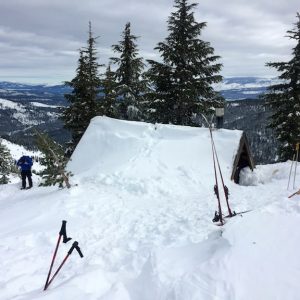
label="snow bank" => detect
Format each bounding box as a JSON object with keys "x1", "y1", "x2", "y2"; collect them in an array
[
  {"x1": 1, "y1": 118, "x2": 300, "y2": 300},
  {"x1": 68, "y1": 116, "x2": 242, "y2": 197}
]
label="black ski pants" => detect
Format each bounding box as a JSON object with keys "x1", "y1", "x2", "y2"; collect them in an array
[{"x1": 21, "y1": 170, "x2": 32, "y2": 189}]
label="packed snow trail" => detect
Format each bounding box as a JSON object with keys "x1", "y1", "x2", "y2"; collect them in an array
[{"x1": 1, "y1": 118, "x2": 300, "y2": 299}]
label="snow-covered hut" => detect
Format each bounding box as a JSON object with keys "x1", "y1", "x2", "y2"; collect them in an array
[{"x1": 68, "y1": 117, "x2": 254, "y2": 186}]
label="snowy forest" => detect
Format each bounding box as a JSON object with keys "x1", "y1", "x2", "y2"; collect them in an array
[{"x1": 52, "y1": 4, "x2": 300, "y2": 167}]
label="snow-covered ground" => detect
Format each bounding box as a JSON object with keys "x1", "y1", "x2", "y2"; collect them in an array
[
  {"x1": 30, "y1": 102, "x2": 60, "y2": 108},
  {"x1": 1, "y1": 117, "x2": 300, "y2": 300},
  {"x1": 0, "y1": 139, "x2": 43, "y2": 184},
  {"x1": 1, "y1": 138, "x2": 42, "y2": 176},
  {"x1": 0, "y1": 98, "x2": 24, "y2": 110},
  {"x1": 2, "y1": 139, "x2": 39, "y2": 161},
  {"x1": 0, "y1": 98, "x2": 41, "y2": 126}
]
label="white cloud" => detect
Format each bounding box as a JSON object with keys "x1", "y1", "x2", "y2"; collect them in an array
[{"x1": 0, "y1": 0, "x2": 298, "y2": 83}]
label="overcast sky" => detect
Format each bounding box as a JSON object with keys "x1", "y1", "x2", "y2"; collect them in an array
[{"x1": 0, "y1": 0, "x2": 298, "y2": 84}]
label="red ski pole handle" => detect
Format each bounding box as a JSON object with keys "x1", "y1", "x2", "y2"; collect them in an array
[
  {"x1": 44, "y1": 241, "x2": 84, "y2": 290},
  {"x1": 44, "y1": 221, "x2": 72, "y2": 291},
  {"x1": 44, "y1": 234, "x2": 62, "y2": 290},
  {"x1": 45, "y1": 253, "x2": 70, "y2": 290}
]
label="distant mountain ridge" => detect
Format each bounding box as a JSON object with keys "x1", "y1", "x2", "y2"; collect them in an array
[
  {"x1": 0, "y1": 77, "x2": 278, "y2": 163},
  {"x1": 214, "y1": 77, "x2": 279, "y2": 100},
  {"x1": 0, "y1": 81, "x2": 70, "y2": 106},
  {"x1": 0, "y1": 77, "x2": 277, "y2": 103}
]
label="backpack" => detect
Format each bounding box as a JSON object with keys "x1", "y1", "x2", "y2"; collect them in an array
[{"x1": 22, "y1": 156, "x2": 33, "y2": 166}]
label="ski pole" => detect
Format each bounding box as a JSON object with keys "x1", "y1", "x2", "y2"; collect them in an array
[
  {"x1": 201, "y1": 113, "x2": 224, "y2": 225},
  {"x1": 288, "y1": 188, "x2": 300, "y2": 198},
  {"x1": 44, "y1": 220, "x2": 72, "y2": 291},
  {"x1": 287, "y1": 153, "x2": 295, "y2": 190},
  {"x1": 210, "y1": 123, "x2": 223, "y2": 225},
  {"x1": 44, "y1": 233, "x2": 61, "y2": 291},
  {"x1": 293, "y1": 143, "x2": 299, "y2": 189},
  {"x1": 212, "y1": 138, "x2": 233, "y2": 217},
  {"x1": 45, "y1": 241, "x2": 83, "y2": 290}
]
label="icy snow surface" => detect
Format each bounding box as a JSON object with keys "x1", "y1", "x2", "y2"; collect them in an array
[
  {"x1": 0, "y1": 98, "x2": 40, "y2": 126},
  {"x1": 30, "y1": 102, "x2": 60, "y2": 108},
  {"x1": 1, "y1": 117, "x2": 300, "y2": 300},
  {"x1": 0, "y1": 98, "x2": 24, "y2": 110}
]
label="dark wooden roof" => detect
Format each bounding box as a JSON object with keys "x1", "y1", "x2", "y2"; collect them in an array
[{"x1": 231, "y1": 132, "x2": 255, "y2": 183}]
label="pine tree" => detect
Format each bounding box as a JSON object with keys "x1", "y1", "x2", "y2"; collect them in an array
[
  {"x1": 264, "y1": 13, "x2": 300, "y2": 161},
  {"x1": 99, "y1": 64, "x2": 118, "y2": 118},
  {"x1": 35, "y1": 131, "x2": 71, "y2": 188},
  {"x1": 110, "y1": 22, "x2": 147, "y2": 120},
  {"x1": 63, "y1": 49, "x2": 89, "y2": 146},
  {"x1": 62, "y1": 22, "x2": 102, "y2": 151},
  {"x1": 146, "y1": 0, "x2": 223, "y2": 125},
  {"x1": 0, "y1": 140, "x2": 13, "y2": 184}
]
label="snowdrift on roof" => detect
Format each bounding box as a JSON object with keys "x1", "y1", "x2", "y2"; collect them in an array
[{"x1": 68, "y1": 117, "x2": 243, "y2": 189}]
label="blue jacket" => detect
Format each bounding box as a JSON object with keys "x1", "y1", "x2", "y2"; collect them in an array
[{"x1": 17, "y1": 156, "x2": 33, "y2": 171}]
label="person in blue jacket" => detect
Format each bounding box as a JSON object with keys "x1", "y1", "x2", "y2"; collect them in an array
[{"x1": 17, "y1": 155, "x2": 33, "y2": 189}]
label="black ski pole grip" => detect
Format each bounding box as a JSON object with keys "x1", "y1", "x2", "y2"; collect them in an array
[
  {"x1": 59, "y1": 220, "x2": 72, "y2": 243},
  {"x1": 68, "y1": 241, "x2": 84, "y2": 258},
  {"x1": 75, "y1": 244, "x2": 84, "y2": 258},
  {"x1": 59, "y1": 220, "x2": 67, "y2": 235},
  {"x1": 214, "y1": 185, "x2": 219, "y2": 197},
  {"x1": 224, "y1": 186, "x2": 229, "y2": 197}
]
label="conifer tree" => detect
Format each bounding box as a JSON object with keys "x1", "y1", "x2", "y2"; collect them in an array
[
  {"x1": 110, "y1": 22, "x2": 147, "y2": 120},
  {"x1": 62, "y1": 22, "x2": 102, "y2": 151},
  {"x1": 264, "y1": 13, "x2": 300, "y2": 161},
  {"x1": 99, "y1": 64, "x2": 118, "y2": 118},
  {"x1": 146, "y1": 0, "x2": 223, "y2": 125},
  {"x1": 0, "y1": 140, "x2": 13, "y2": 184},
  {"x1": 35, "y1": 131, "x2": 71, "y2": 188}
]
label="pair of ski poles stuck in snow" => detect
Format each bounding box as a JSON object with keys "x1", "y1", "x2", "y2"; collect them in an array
[
  {"x1": 202, "y1": 114, "x2": 236, "y2": 226},
  {"x1": 44, "y1": 220, "x2": 83, "y2": 291}
]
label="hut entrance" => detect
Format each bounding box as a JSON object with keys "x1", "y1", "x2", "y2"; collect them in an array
[
  {"x1": 234, "y1": 147, "x2": 251, "y2": 183},
  {"x1": 231, "y1": 133, "x2": 255, "y2": 184}
]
